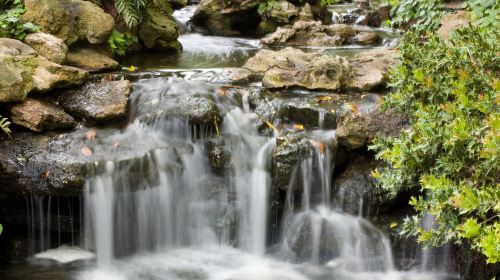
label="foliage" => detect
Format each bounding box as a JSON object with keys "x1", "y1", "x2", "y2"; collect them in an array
[
  {"x1": 370, "y1": 26, "x2": 500, "y2": 263},
  {"x1": 467, "y1": 0, "x2": 499, "y2": 28},
  {"x1": 112, "y1": 0, "x2": 171, "y2": 27},
  {"x1": 108, "y1": 30, "x2": 138, "y2": 56},
  {"x1": 0, "y1": 0, "x2": 38, "y2": 40},
  {"x1": 390, "y1": 0, "x2": 444, "y2": 32},
  {"x1": 0, "y1": 115, "x2": 12, "y2": 136},
  {"x1": 0, "y1": 224, "x2": 2, "y2": 236}
]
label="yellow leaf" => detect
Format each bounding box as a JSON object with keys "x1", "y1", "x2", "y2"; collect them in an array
[
  {"x1": 294, "y1": 124, "x2": 304, "y2": 130},
  {"x1": 314, "y1": 95, "x2": 332, "y2": 103},
  {"x1": 390, "y1": 222, "x2": 398, "y2": 229},
  {"x1": 371, "y1": 169, "x2": 381, "y2": 179},
  {"x1": 128, "y1": 65, "x2": 137, "y2": 72}
]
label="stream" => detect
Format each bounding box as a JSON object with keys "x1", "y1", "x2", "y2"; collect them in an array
[{"x1": 0, "y1": 4, "x2": 459, "y2": 280}]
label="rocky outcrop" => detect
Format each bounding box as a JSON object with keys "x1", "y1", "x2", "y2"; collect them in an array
[
  {"x1": 138, "y1": 6, "x2": 182, "y2": 52},
  {"x1": 358, "y1": 6, "x2": 391, "y2": 27},
  {"x1": 336, "y1": 106, "x2": 408, "y2": 150},
  {"x1": 347, "y1": 48, "x2": 399, "y2": 91},
  {"x1": 192, "y1": 0, "x2": 331, "y2": 36},
  {"x1": 9, "y1": 98, "x2": 76, "y2": 132},
  {"x1": 23, "y1": 32, "x2": 68, "y2": 64},
  {"x1": 58, "y1": 80, "x2": 131, "y2": 123},
  {"x1": 22, "y1": 0, "x2": 114, "y2": 46},
  {"x1": 65, "y1": 47, "x2": 119, "y2": 72},
  {"x1": 0, "y1": 39, "x2": 88, "y2": 103},
  {"x1": 191, "y1": 0, "x2": 261, "y2": 36},
  {"x1": 261, "y1": 21, "x2": 380, "y2": 47},
  {"x1": 233, "y1": 48, "x2": 353, "y2": 91},
  {"x1": 437, "y1": 11, "x2": 471, "y2": 39},
  {"x1": 334, "y1": 157, "x2": 393, "y2": 217}
]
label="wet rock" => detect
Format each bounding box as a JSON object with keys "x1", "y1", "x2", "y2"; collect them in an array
[
  {"x1": 140, "y1": 95, "x2": 221, "y2": 127},
  {"x1": 9, "y1": 98, "x2": 76, "y2": 132},
  {"x1": 138, "y1": 6, "x2": 182, "y2": 52},
  {"x1": 336, "y1": 106, "x2": 408, "y2": 150},
  {"x1": 192, "y1": 0, "x2": 331, "y2": 35},
  {"x1": 261, "y1": 21, "x2": 380, "y2": 47},
  {"x1": 347, "y1": 48, "x2": 399, "y2": 91},
  {"x1": 0, "y1": 38, "x2": 88, "y2": 103},
  {"x1": 24, "y1": 32, "x2": 68, "y2": 64},
  {"x1": 334, "y1": 157, "x2": 392, "y2": 217},
  {"x1": 358, "y1": 6, "x2": 391, "y2": 27},
  {"x1": 58, "y1": 80, "x2": 131, "y2": 123},
  {"x1": 278, "y1": 100, "x2": 337, "y2": 129},
  {"x1": 22, "y1": 0, "x2": 115, "y2": 45},
  {"x1": 353, "y1": 31, "x2": 381, "y2": 45},
  {"x1": 272, "y1": 132, "x2": 313, "y2": 191},
  {"x1": 192, "y1": 0, "x2": 261, "y2": 36},
  {"x1": 235, "y1": 48, "x2": 353, "y2": 91},
  {"x1": 204, "y1": 138, "x2": 231, "y2": 175},
  {"x1": 65, "y1": 47, "x2": 119, "y2": 72},
  {"x1": 437, "y1": 11, "x2": 471, "y2": 39},
  {"x1": 169, "y1": 0, "x2": 188, "y2": 9}
]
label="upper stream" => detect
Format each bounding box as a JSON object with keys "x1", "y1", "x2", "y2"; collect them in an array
[{"x1": 0, "y1": 5, "x2": 457, "y2": 280}]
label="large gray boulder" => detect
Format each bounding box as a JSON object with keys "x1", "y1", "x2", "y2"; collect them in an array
[
  {"x1": 0, "y1": 38, "x2": 88, "y2": 103},
  {"x1": 261, "y1": 21, "x2": 380, "y2": 47},
  {"x1": 65, "y1": 47, "x2": 119, "y2": 72},
  {"x1": 347, "y1": 48, "x2": 399, "y2": 91},
  {"x1": 22, "y1": 0, "x2": 114, "y2": 45},
  {"x1": 336, "y1": 106, "x2": 408, "y2": 150},
  {"x1": 59, "y1": 80, "x2": 132, "y2": 123},
  {"x1": 9, "y1": 98, "x2": 76, "y2": 132},
  {"x1": 23, "y1": 32, "x2": 68, "y2": 64},
  {"x1": 138, "y1": 6, "x2": 182, "y2": 52},
  {"x1": 233, "y1": 47, "x2": 353, "y2": 91}
]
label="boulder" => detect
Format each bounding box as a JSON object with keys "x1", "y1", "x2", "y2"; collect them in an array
[
  {"x1": 0, "y1": 38, "x2": 88, "y2": 103},
  {"x1": 437, "y1": 11, "x2": 471, "y2": 39},
  {"x1": 334, "y1": 157, "x2": 393, "y2": 217},
  {"x1": 234, "y1": 47, "x2": 353, "y2": 91},
  {"x1": 353, "y1": 31, "x2": 381, "y2": 45},
  {"x1": 9, "y1": 98, "x2": 76, "y2": 132},
  {"x1": 138, "y1": 6, "x2": 182, "y2": 52},
  {"x1": 358, "y1": 6, "x2": 391, "y2": 27},
  {"x1": 336, "y1": 106, "x2": 408, "y2": 150},
  {"x1": 140, "y1": 95, "x2": 221, "y2": 126},
  {"x1": 261, "y1": 21, "x2": 380, "y2": 47},
  {"x1": 347, "y1": 48, "x2": 399, "y2": 91},
  {"x1": 65, "y1": 47, "x2": 119, "y2": 72},
  {"x1": 22, "y1": 0, "x2": 114, "y2": 45},
  {"x1": 23, "y1": 32, "x2": 68, "y2": 64},
  {"x1": 169, "y1": 0, "x2": 188, "y2": 9},
  {"x1": 277, "y1": 99, "x2": 337, "y2": 129},
  {"x1": 58, "y1": 80, "x2": 131, "y2": 123},
  {"x1": 192, "y1": 0, "x2": 261, "y2": 36}
]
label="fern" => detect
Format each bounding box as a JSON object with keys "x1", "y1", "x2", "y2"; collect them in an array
[
  {"x1": 112, "y1": 0, "x2": 171, "y2": 27},
  {"x1": 0, "y1": 115, "x2": 11, "y2": 136}
]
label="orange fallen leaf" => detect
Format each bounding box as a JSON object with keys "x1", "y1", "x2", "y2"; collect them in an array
[
  {"x1": 41, "y1": 171, "x2": 50, "y2": 180},
  {"x1": 315, "y1": 95, "x2": 332, "y2": 103},
  {"x1": 310, "y1": 140, "x2": 325, "y2": 155},
  {"x1": 86, "y1": 130, "x2": 96, "y2": 141},
  {"x1": 345, "y1": 103, "x2": 359, "y2": 113},
  {"x1": 81, "y1": 146, "x2": 92, "y2": 157}
]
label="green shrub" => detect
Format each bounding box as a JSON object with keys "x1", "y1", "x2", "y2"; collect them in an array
[
  {"x1": 390, "y1": 0, "x2": 444, "y2": 31},
  {"x1": 0, "y1": 0, "x2": 38, "y2": 40},
  {"x1": 370, "y1": 26, "x2": 499, "y2": 263},
  {"x1": 108, "y1": 30, "x2": 138, "y2": 56}
]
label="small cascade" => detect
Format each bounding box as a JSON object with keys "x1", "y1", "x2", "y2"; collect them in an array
[
  {"x1": 420, "y1": 214, "x2": 455, "y2": 273},
  {"x1": 278, "y1": 130, "x2": 395, "y2": 273}
]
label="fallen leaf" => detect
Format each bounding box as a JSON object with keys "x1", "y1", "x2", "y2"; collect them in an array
[
  {"x1": 42, "y1": 171, "x2": 50, "y2": 180},
  {"x1": 264, "y1": 120, "x2": 278, "y2": 131},
  {"x1": 310, "y1": 140, "x2": 325, "y2": 155},
  {"x1": 128, "y1": 65, "x2": 137, "y2": 72},
  {"x1": 219, "y1": 87, "x2": 228, "y2": 96},
  {"x1": 390, "y1": 222, "x2": 398, "y2": 229},
  {"x1": 294, "y1": 124, "x2": 304, "y2": 130},
  {"x1": 345, "y1": 103, "x2": 359, "y2": 113},
  {"x1": 314, "y1": 95, "x2": 332, "y2": 103},
  {"x1": 86, "y1": 130, "x2": 96, "y2": 141},
  {"x1": 81, "y1": 146, "x2": 92, "y2": 157}
]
